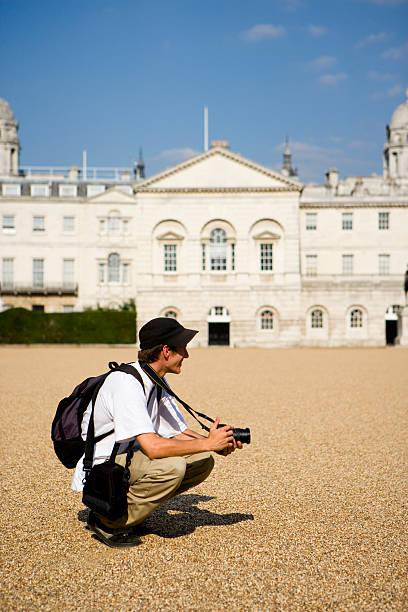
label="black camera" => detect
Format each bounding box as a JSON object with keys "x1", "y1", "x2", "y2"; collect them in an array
[{"x1": 218, "y1": 424, "x2": 251, "y2": 444}]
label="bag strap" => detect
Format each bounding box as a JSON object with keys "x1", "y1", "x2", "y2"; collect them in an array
[
  {"x1": 83, "y1": 362, "x2": 146, "y2": 474},
  {"x1": 139, "y1": 361, "x2": 214, "y2": 433}
]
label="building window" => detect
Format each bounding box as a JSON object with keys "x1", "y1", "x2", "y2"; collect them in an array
[
  {"x1": 164, "y1": 244, "x2": 177, "y2": 272},
  {"x1": 342, "y1": 254, "x2": 354, "y2": 275},
  {"x1": 33, "y1": 215, "x2": 45, "y2": 232},
  {"x1": 260, "y1": 310, "x2": 274, "y2": 330},
  {"x1": 311, "y1": 309, "x2": 323, "y2": 328},
  {"x1": 350, "y1": 308, "x2": 363, "y2": 328},
  {"x1": 63, "y1": 259, "x2": 75, "y2": 287},
  {"x1": 2, "y1": 215, "x2": 15, "y2": 233},
  {"x1": 378, "y1": 212, "x2": 389, "y2": 230},
  {"x1": 210, "y1": 228, "x2": 227, "y2": 271},
  {"x1": 108, "y1": 215, "x2": 120, "y2": 235},
  {"x1": 122, "y1": 263, "x2": 130, "y2": 284},
  {"x1": 87, "y1": 185, "x2": 105, "y2": 197},
  {"x1": 2, "y1": 258, "x2": 14, "y2": 289},
  {"x1": 63, "y1": 216, "x2": 75, "y2": 233},
  {"x1": 31, "y1": 184, "x2": 49, "y2": 197},
  {"x1": 33, "y1": 259, "x2": 44, "y2": 289},
  {"x1": 2, "y1": 184, "x2": 20, "y2": 196},
  {"x1": 378, "y1": 254, "x2": 390, "y2": 275},
  {"x1": 260, "y1": 243, "x2": 273, "y2": 271},
  {"x1": 201, "y1": 244, "x2": 206, "y2": 271},
  {"x1": 342, "y1": 212, "x2": 353, "y2": 230},
  {"x1": 305, "y1": 254, "x2": 317, "y2": 276},
  {"x1": 59, "y1": 184, "x2": 77, "y2": 197},
  {"x1": 63, "y1": 305, "x2": 74, "y2": 313},
  {"x1": 107, "y1": 253, "x2": 120, "y2": 283},
  {"x1": 231, "y1": 243, "x2": 235, "y2": 271},
  {"x1": 99, "y1": 219, "x2": 106, "y2": 235},
  {"x1": 164, "y1": 310, "x2": 178, "y2": 319},
  {"x1": 122, "y1": 219, "x2": 129, "y2": 235},
  {"x1": 98, "y1": 263, "x2": 106, "y2": 284},
  {"x1": 305, "y1": 212, "x2": 317, "y2": 230}
]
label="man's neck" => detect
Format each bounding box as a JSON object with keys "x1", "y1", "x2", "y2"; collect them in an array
[{"x1": 147, "y1": 361, "x2": 167, "y2": 379}]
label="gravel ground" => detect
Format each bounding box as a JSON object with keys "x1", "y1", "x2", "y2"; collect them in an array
[{"x1": 1, "y1": 346, "x2": 407, "y2": 611}]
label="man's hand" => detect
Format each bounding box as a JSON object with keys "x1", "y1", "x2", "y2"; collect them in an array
[
  {"x1": 215, "y1": 432, "x2": 243, "y2": 456},
  {"x1": 206, "y1": 417, "x2": 234, "y2": 453}
]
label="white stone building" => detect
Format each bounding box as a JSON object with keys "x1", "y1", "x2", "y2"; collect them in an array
[{"x1": 1, "y1": 95, "x2": 407, "y2": 346}]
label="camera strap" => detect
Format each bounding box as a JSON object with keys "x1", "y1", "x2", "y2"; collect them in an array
[{"x1": 139, "y1": 361, "x2": 215, "y2": 433}]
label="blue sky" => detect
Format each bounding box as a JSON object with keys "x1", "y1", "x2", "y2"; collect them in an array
[{"x1": 1, "y1": 0, "x2": 407, "y2": 183}]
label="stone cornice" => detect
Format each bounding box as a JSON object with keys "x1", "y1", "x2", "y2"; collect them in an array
[
  {"x1": 134, "y1": 186, "x2": 300, "y2": 194},
  {"x1": 300, "y1": 200, "x2": 408, "y2": 208}
]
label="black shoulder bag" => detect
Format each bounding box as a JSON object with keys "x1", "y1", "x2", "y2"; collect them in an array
[{"x1": 82, "y1": 363, "x2": 145, "y2": 521}]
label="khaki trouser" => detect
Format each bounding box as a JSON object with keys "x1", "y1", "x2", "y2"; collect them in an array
[{"x1": 97, "y1": 451, "x2": 215, "y2": 530}]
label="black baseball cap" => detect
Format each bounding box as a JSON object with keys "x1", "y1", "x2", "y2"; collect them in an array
[{"x1": 139, "y1": 317, "x2": 198, "y2": 350}]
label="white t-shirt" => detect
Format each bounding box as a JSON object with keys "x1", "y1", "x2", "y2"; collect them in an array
[{"x1": 71, "y1": 361, "x2": 187, "y2": 491}]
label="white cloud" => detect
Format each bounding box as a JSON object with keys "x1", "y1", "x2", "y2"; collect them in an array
[
  {"x1": 241, "y1": 24, "x2": 286, "y2": 42},
  {"x1": 306, "y1": 56, "x2": 337, "y2": 71},
  {"x1": 282, "y1": 0, "x2": 302, "y2": 10},
  {"x1": 307, "y1": 24, "x2": 328, "y2": 37},
  {"x1": 367, "y1": 70, "x2": 396, "y2": 80},
  {"x1": 156, "y1": 148, "x2": 199, "y2": 164},
  {"x1": 274, "y1": 139, "x2": 377, "y2": 182},
  {"x1": 318, "y1": 73, "x2": 348, "y2": 85},
  {"x1": 381, "y1": 42, "x2": 408, "y2": 59},
  {"x1": 349, "y1": 140, "x2": 377, "y2": 150},
  {"x1": 371, "y1": 84, "x2": 404, "y2": 99},
  {"x1": 356, "y1": 32, "x2": 389, "y2": 48}
]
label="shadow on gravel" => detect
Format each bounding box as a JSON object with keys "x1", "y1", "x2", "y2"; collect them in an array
[
  {"x1": 142, "y1": 494, "x2": 254, "y2": 539},
  {"x1": 78, "y1": 494, "x2": 254, "y2": 540}
]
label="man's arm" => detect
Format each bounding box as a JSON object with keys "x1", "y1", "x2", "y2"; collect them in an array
[
  {"x1": 174, "y1": 428, "x2": 206, "y2": 440},
  {"x1": 136, "y1": 417, "x2": 234, "y2": 459},
  {"x1": 174, "y1": 427, "x2": 242, "y2": 456}
]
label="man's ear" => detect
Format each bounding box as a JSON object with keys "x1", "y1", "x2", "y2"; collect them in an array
[{"x1": 162, "y1": 345, "x2": 171, "y2": 359}]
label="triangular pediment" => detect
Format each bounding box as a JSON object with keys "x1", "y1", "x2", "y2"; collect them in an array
[
  {"x1": 88, "y1": 187, "x2": 135, "y2": 203},
  {"x1": 253, "y1": 230, "x2": 281, "y2": 240},
  {"x1": 135, "y1": 147, "x2": 303, "y2": 192},
  {"x1": 156, "y1": 231, "x2": 185, "y2": 241}
]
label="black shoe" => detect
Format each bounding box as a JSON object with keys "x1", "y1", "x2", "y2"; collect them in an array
[{"x1": 86, "y1": 512, "x2": 142, "y2": 549}]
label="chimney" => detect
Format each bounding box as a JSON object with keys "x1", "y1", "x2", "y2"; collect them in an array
[
  {"x1": 325, "y1": 168, "x2": 338, "y2": 190},
  {"x1": 69, "y1": 166, "x2": 79, "y2": 181}
]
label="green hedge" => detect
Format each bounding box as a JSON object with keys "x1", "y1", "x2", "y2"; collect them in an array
[{"x1": 0, "y1": 308, "x2": 136, "y2": 344}]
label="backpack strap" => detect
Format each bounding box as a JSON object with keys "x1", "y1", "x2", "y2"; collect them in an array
[{"x1": 83, "y1": 362, "x2": 146, "y2": 474}]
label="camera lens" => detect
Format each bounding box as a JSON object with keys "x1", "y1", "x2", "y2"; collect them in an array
[{"x1": 232, "y1": 427, "x2": 251, "y2": 444}]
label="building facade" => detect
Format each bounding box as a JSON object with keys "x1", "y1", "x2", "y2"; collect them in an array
[{"x1": 1, "y1": 95, "x2": 407, "y2": 346}]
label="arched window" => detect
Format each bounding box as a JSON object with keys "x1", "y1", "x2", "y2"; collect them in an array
[
  {"x1": 108, "y1": 253, "x2": 120, "y2": 283},
  {"x1": 350, "y1": 308, "x2": 363, "y2": 328},
  {"x1": 210, "y1": 228, "x2": 227, "y2": 271},
  {"x1": 164, "y1": 310, "x2": 177, "y2": 319},
  {"x1": 260, "y1": 310, "x2": 274, "y2": 330},
  {"x1": 311, "y1": 309, "x2": 323, "y2": 329}
]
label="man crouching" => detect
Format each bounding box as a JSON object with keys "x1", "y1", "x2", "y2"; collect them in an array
[{"x1": 72, "y1": 317, "x2": 241, "y2": 548}]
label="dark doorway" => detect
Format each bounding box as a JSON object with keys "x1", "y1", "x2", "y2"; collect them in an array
[
  {"x1": 208, "y1": 322, "x2": 230, "y2": 346},
  {"x1": 385, "y1": 319, "x2": 398, "y2": 345},
  {"x1": 32, "y1": 304, "x2": 44, "y2": 312}
]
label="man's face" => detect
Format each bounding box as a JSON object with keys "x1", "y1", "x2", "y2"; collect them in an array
[{"x1": 165, "y1": 345, "x2": 189, "y2": 374}]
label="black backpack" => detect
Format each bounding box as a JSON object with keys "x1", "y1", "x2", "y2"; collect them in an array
[{"x1": 51, "y1": 361, "x2": 144, "y2": 468}]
